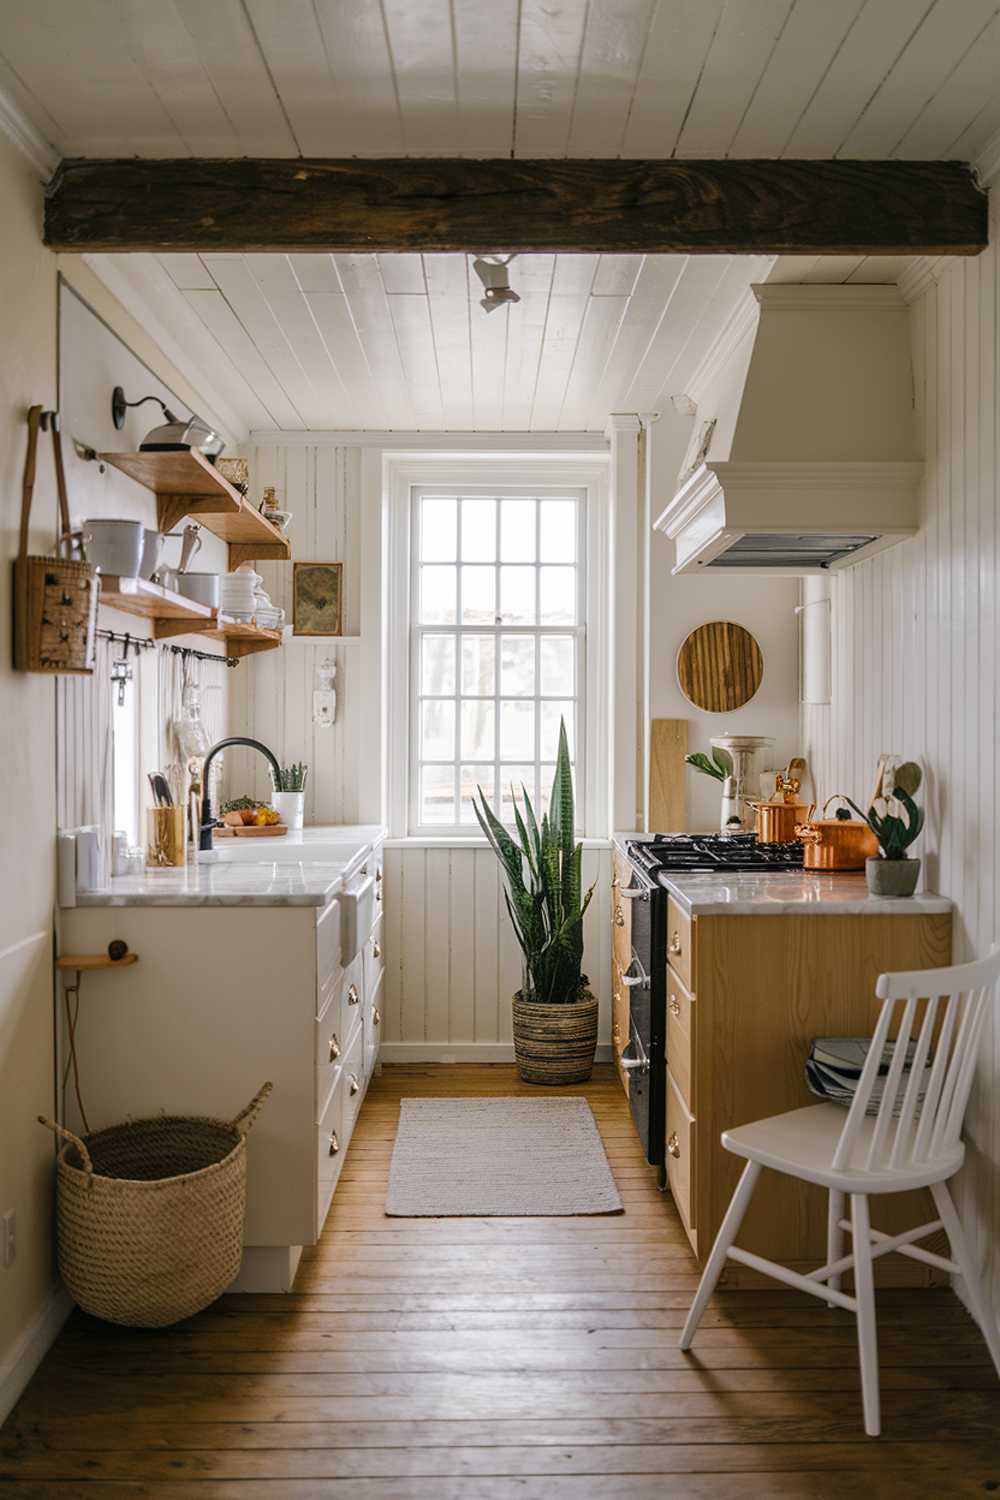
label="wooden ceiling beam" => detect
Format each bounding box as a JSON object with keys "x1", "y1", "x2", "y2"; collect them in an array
[{"x1": 44, "y1": 157, "x2": 987, "y2": 256}]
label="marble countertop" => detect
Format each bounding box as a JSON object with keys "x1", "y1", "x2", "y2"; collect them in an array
[
  {"x1": 74, "y1": 825, "x2": 386, "y2": 908},
  {"x1": 613, "y1": 835, "x2": 951, "y2": 916},
  {"x1": 76, "y1": 860, "x2": 353, "y2": 907}
]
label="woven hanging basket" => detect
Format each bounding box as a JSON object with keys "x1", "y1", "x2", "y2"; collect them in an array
[
  {"x1": 512, "y1": 991, "x2": 599, "y2": 1085},
  {"x1": 38, "y1": 1083, "x2": 271, "y2": 1327}
]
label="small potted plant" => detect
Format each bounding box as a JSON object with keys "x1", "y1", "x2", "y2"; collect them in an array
[
  {"x1": 271, "y1": 762, "x2": 308, "y2": 829},
  {"x1": 844, "y1": 761, "x2": 925, "y2": 898},
  {"x1": 474, "y1": 721, "x2": 597, "y2": 1084}
]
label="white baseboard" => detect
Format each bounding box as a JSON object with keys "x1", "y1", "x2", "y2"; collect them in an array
[
  {"x1": 0, "y1": 1282, "x2": 73, "y2": 1427},
  {"x1": 380, "y1": 1042, "x2": 614, "y2": 1064}
]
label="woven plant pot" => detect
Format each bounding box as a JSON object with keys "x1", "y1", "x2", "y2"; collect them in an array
[
  {"x1": 38, "y1": 1083, "x2": 271, "y2": 1328},
  {"x1": 512, "y1": 990, "x2": 599, "y2": 1085}
]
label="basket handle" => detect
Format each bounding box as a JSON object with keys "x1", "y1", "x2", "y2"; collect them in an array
[
  {"x1": 231, "y1": 1081, "x2": 273, "y2": 1134},
  {"x1": 20, "y1": 408, "x2": 74, "y2": 562},
  {"x1": 37, "y1": 1115, "x2": 93, "y2": 1175}
]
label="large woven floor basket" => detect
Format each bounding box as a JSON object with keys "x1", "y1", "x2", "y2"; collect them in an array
[
  {"x1": 512, "y1": 992, "x2": 599, "y2": 1085},
  {"x1": 38, "y1": 1083, "x2": 271, "y2": 1327}
]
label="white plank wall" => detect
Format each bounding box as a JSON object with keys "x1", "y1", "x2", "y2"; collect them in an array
[
  {"x1": 227, "y1": 443, "x2": 363, "y2": 823},
  {"x1": 802, "y1": 212, "x2": 1000, "y2": 1315},
  {"x1": 382, "y1": 844, "x2": 613, "y2": 1056}
]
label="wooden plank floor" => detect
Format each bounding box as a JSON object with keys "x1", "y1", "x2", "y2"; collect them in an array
[{"x1": 2, "y1": 1064, "x2": 999, "y2": 1498}]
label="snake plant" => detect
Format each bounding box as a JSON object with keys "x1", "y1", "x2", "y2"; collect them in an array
[
  {"x1": 474, "y1": 719, "x2": 595, "y2": 1004},
  {"x1": 843, "y1": 761, "x2": 925, "y2": 860}
]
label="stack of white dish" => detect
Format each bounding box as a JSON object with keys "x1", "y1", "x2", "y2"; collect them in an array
[{"x1": 219, "y1": 568, "x2": 284, "y2": 629}]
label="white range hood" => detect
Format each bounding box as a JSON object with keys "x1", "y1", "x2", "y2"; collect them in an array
[{"x1": 654, "y1": 284, "x2": 922, "y2": 575}]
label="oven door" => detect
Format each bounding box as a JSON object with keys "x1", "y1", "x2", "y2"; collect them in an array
[{"x1": 620, "y1": 862, "x2": 666, "y2": 1167}]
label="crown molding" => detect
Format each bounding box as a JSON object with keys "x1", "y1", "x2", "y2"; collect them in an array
[
  {"x1": 0, "y1": 82, "x2": 58, "y2": 177},
  {"x1": 685, "y1": 287, "x2": 759, "y2": 407},
  {"x1": 249, "y1": 429, "x2": 610, "y2": 450},
  {"x1": 605, "y1": 413, "x2": 642, "y2": 435},
  {"x1": 752, "y1": 282, "x2": 906, "y2": 311}
]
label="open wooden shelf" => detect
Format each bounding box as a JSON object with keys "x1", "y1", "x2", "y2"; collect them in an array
[
  {"x1": 99, "y1": 449, "x2": 291, "y2": 566},
  {"x1": 100, "y1": 575, "x2": 216, "y2": 625},
  {"x1": 57, "y1": 953, "x2": 139, "y2": 972},
  {"x1": 154, "y1": 613, "x2": 286, "y2": 658}
]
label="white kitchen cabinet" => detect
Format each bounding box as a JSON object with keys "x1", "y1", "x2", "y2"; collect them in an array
[{"x1": 58, "y1": 837, "x2": 385, "y2": 1292}]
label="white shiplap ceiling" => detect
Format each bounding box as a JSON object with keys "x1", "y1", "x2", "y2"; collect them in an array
[
  {"x1": 0, "y1": 0, "x2": 998, "y2": 164},
  {"x1": 89, "y1": 249, "x2": 914, "y2": 434}
]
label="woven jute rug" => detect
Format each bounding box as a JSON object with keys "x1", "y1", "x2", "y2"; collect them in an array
[{"x1": 384, "y1": 1097, "x2": 623, "y2": 1217}]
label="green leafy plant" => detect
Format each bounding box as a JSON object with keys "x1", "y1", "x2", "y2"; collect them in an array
[
  {"x1": 684, "y1": 746, "x2": 733, "y2": 783},
  {"x1": 473, "y1": 719, "x2": 595, "y2": 1005},
  {"x1": 220, "y1": 795, "x2": 266, "y2": 815},
  {"x1": 274, "y1": 762, "x2": 309, "y2": 792},
  {"x1": 843, "y1": 761, "x2": 925, "y2": 861}
]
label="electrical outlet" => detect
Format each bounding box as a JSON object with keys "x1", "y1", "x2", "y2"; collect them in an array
[{"x1": 1, "y1": 1210, "x2": 15, "y2": 1268}]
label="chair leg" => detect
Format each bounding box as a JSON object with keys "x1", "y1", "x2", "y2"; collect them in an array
[
  {"x1": 851, "y1": 1193, "x2": 880, "y2": 1438},
  {"x1": 826, "y1": 1189, "x2": 845, "y2": 1309},
  {"x1": 931, "y1": 1180, "x2": 1000, "y2": 1378},
  {"x1": 679, "y1": 1160, "x2": 761, "y2": 1352}
]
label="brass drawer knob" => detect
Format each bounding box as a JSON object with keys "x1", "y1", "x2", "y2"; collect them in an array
[
  {"x1": 612, "y1": 1021, "x2": 620, "y2": 1041},
  {"x1": 349, "y1": 1072, "x2": 360, "y2": 1095},
  {"x1": 667, "y1": 1132, "x2": 681, "y2": 1159},
  {"x1": 669, "y1": 931, "x2": 682, "y2": 956},
  {"x1": 669, "y1": 998, "x2": 681, "y2": 1019},
  {"x1": 373, "y1": 1007, "x2": 381, "y2": 1026},
  {"x1": 614, "y1": 905, "x2": 625, "y2": 928},
  {"x1": 347, "y1": 984, "x2": 360, "y2": 1006},
  {"x1": 328, "y1": 1130, "x2": 340, "y2": 1156},
  {"x1": 329, "y1": 1034, "x2": 341, "y2": 1062},
  {"x1": 372, "y1": 940, "x2": 381, "y2": 959}
]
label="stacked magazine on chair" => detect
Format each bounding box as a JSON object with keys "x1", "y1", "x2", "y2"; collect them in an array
[{"x1": 805, "y1": 1037, "x2": 932, "y2": 1116}]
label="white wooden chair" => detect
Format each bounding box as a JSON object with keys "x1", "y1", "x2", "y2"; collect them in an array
[{"x1": 679, "y1": 946, "x2": 1000, "y2": 1436}]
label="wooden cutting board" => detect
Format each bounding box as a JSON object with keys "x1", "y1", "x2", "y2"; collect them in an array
[
  {"x1": 214, "y1": 824, "x2": 289, "y2": 838},
  {"x1": 649, "y1": 719, "x2": 688, "y2": 833}
]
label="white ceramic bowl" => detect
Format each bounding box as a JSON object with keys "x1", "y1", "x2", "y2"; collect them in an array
[{"x1": 84, "y1": 519, "x2": 145, "y2": 577}]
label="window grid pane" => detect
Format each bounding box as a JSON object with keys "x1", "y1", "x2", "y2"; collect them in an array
[{"x1": 414, "y1": 491, "x2": 584, "y2": 833}]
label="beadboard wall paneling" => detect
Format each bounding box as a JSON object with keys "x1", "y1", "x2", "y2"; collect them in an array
[
  {"x1": 802, "y1": 227, "x2": 1000, "y2": 1313},
  {"x1": 382, "y1": 844, "x2": 613, "y2": 1055},
  {"x1": 227, "y1": 443, "x2": 363, "y2": 822}
]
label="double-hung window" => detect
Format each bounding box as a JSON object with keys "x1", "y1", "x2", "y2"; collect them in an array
[{"x1": 410, "y1": 485, "x2": 586, "y2": 836}]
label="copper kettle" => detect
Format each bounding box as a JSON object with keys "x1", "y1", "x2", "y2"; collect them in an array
[
  {"x1": 751, "y1": 766, "x2": 813, "y2": 844},
  {"x1": 795, "y1": 795, "x2": 879, "y2": 870}
]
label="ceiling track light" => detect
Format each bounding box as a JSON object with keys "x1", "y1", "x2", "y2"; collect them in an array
[{"x1": 472, "y1": 255, "x2": 520, "y2": 314}]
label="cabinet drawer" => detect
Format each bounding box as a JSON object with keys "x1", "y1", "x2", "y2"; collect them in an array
[
  {"x1": 315, "y1": 975, "x2": 345, "y2": 1120},
  {"x1": 363, "y1": 913, "x2": 384, "y2": 1002},
  {"x1": 611, "y1": 962, "x2": 629, "y2": 1096},
  {"x1": 666, "y1": 1068, "x2": 695, "y2": 1232},
  {"x1": 666, "y1": 968, "x2": 696, "y2": 1108},
  {"x1": 364, "y1": 969, "x2": 383, "y2": 1079},
  {"x1": 315, "y1": 899, "x2": 343, "y2": 1014},
  {"x1": 611, "y1": 859, "x2": 632, "y2": 975},
  {"x1": 340, "y1": 952, "x2": 364, "y2": 1047},
  {"x1": 317, "y1": 1068, "x2": 345, "y2": 1186},
  {"x1": 341, "y1": 1024, "x2": 366, "y2": 1142},
  {"x1": 666, "y1": 897, "x2": 694, "y2": 991}
]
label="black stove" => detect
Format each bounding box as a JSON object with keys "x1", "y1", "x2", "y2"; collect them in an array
[
  {"x1": 619, "y1": 832, "x2": 802, "y2": 1179},
  {"x1": 628, "y1": 832, "x2": 803, "y2": 882}
]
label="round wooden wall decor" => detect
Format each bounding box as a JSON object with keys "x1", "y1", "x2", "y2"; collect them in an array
[{"x1": 676, "y1": 621, "x2": 763, "y2": 713}]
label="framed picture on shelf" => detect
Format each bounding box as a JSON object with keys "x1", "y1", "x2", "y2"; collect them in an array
[{"x1": 293, "y1": 562, "x2": 343, "y2": 636}]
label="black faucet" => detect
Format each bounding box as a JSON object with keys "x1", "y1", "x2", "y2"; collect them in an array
[{"x1": 200, "y1": 736, "x2": 283, "y2": 852}]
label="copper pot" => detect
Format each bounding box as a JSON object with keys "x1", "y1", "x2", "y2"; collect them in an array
[
  {"x1": 795, "y1": 795, "x2": 879, "y2": 871},
  {"x1": 753, "y1": 798, "x2": 814, "y2": 844}
]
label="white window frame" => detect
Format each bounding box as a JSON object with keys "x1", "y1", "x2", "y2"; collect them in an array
[{"x1": 385, "y1": 455, "x2": 611, "y2": 843}]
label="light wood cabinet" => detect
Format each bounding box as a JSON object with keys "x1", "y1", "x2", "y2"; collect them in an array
[
  {"x1": 610, "y1": 848, "x2": 953, "y2": 1287},
  {"x1": 675, "y1": 907, "x2": 952, "y2": 1286}
]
